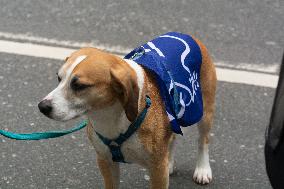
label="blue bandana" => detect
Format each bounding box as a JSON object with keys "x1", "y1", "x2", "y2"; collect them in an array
[{"x1": 125, "y1": 32, "x2": 203, "y2": 134}]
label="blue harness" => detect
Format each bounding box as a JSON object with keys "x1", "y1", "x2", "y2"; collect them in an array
[
  {"x1": 125, "y1": 32, "x2": 203, "y2": 134},
  {"x1": 95, "y1": 96, "x2": 151, "y2": 163}
]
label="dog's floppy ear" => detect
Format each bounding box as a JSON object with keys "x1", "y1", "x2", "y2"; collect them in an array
[{"x1": 110, "y1": 61, "x2": 139, "y2": 122}]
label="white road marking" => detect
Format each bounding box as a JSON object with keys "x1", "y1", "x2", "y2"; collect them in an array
[
  {"x1": 0, "y1": 39, "x2": 279, "y2": 88},
  {"x1": 214, "y1": 60, "x2": 279, "y2": 74},
  {"x1": 0, "y1": 31, "x2": 131, "y2": 54},
  {"x1": 0, "y1": 40, "x2": 75, "y2": 60},
  {"x1": 216, "y1": 68, "x2": 278, "y2": 88},
  {"x1": 0, "y1": 31, "x2": 279, "y2": 74}
]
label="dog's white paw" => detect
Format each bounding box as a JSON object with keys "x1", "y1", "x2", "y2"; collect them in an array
[
  {"x1": 169, "y1": 161, "x2": 174, "y2": 175},
  {"x1": 193, "y1": 166, "x2": 212, "y2": 185}
]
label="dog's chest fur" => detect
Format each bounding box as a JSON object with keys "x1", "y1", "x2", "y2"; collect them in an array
[{"x1": 86, "y1": 101, "x2": 150, "y2": 166}]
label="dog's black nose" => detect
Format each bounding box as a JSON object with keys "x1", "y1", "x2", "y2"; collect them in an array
[{"x1": 38, "y1": 99, "x2": 52, "y2": 116}]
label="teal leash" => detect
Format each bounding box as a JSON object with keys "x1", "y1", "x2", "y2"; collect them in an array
[{"x1": 0, "y1": 120, "x2": 88, "y2": 140}]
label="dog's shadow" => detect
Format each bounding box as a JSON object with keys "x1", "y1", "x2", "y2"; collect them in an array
[{"x1": 170, "y1": 168, "x2": 211, "y2": 189}]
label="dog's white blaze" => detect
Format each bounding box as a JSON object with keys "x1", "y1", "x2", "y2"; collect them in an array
[
  {"x1": 49, "y1": 55, "x2": 87, "y2": 96},
  {"x1": 57, "y1": 55, "x2": 87, "y2": 88},
  {"x1": 124, "y1": 59, "x2": 144, "y2": 109},
  {"x1": 65, "y1": 55, "x2": 87, "y2": 80}
]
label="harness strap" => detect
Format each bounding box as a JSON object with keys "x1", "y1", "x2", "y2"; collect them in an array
[{"x1": 95, "y1": 95, "x2": 151, "y2": 163}]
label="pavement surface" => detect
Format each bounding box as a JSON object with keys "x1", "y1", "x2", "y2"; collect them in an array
[
  {"x1": 0, "y1": 1, "x2": 283, "y2": 189},
  {"x1": 0, "y1": 0, "x2": 283, "y2": 67}
]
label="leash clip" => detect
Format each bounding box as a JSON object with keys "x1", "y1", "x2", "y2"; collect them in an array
[{"x1": 129, "y1": 46, "x2": 145, "y2": 60}]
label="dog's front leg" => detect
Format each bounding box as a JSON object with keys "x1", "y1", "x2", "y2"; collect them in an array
[
  {"x1": 97, "y1": 155, "x2": 120, "y2": 189},
  {"x1": 149, "y1": 157, "x2": 169, "y2": 189}
]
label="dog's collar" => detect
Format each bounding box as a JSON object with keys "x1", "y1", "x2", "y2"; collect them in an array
[{"x1": 94, "y1": 95, "x2": 151, "y2": 163}]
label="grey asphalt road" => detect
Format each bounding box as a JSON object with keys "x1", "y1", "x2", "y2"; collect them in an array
[
  {"x1": 0, "y1": 1, "x2": 283, "y2": 189},
  {"x1": 0, "y1": 0, "x2": 283, "y2": 66}
]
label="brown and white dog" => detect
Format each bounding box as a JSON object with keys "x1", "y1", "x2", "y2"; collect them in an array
[{"x1": 38, "y1": 36, "x2": 216, "y2": 189}]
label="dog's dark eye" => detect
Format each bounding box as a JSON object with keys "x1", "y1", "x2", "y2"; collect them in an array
[
  {"x1": 56, "y1": 73, "x2": 62, "y2": 83},
  {"x1": 72, "y1": 82, "x2": 89, "y2": 91},
  {"x1": 57, "y1": 76, "x2": 62, "y2": 82},
  {"x1": 71, "y1": 77, "x2": 90, "y2": 91}
]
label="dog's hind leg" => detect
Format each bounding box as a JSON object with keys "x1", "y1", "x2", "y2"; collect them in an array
[
  {"x1": 193, "y1": 115, "x2": 214, "y2": 185},
  {"x1": 192, "y1": 37, "x2": 217, "y2": 185}
]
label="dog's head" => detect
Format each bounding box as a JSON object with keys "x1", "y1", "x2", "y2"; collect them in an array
[{"x1": 38, "y1": 47, "x2": 139, "y2": 122}]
